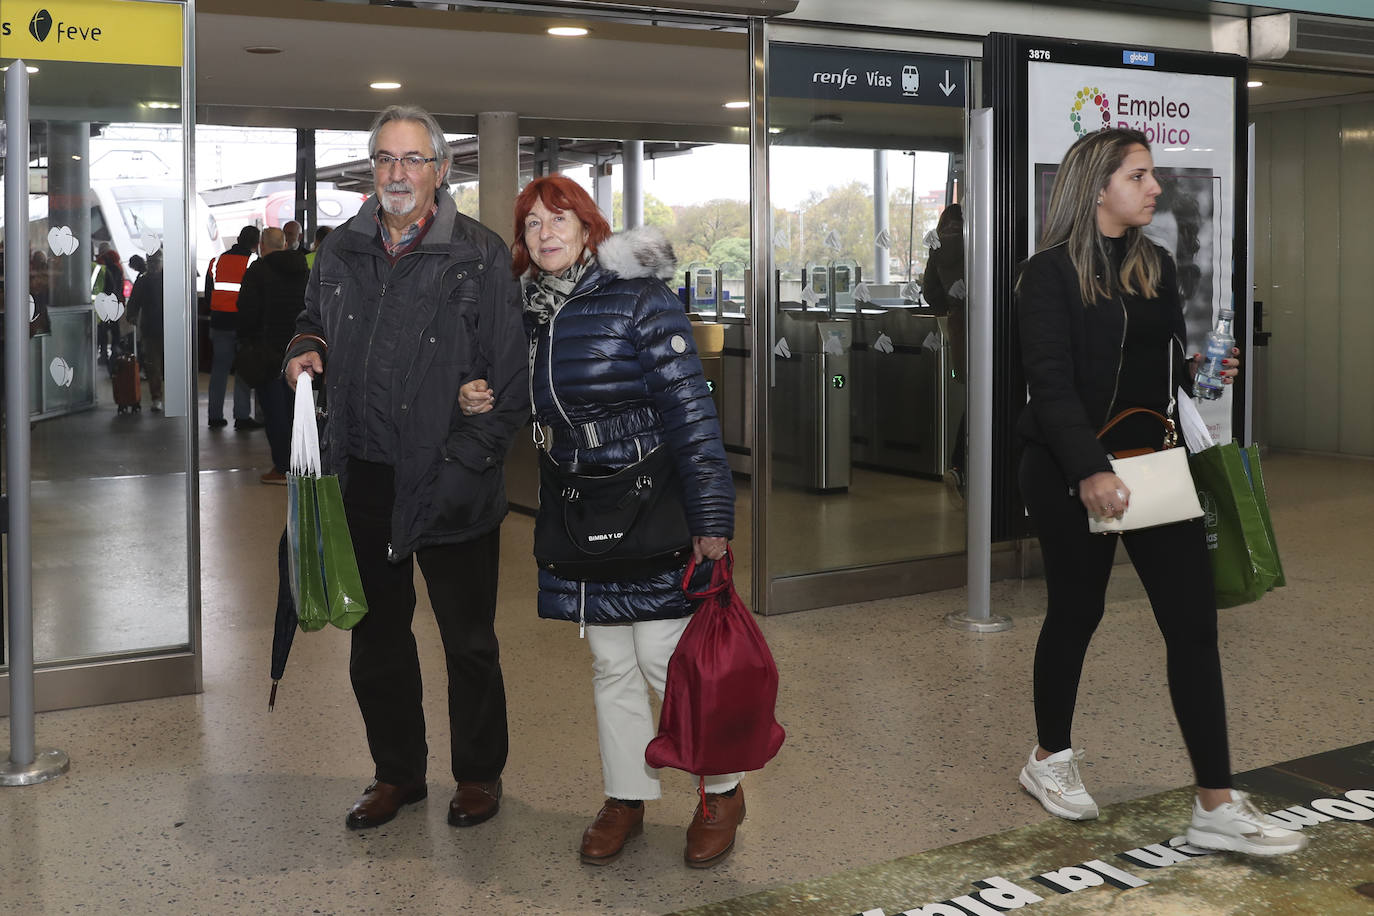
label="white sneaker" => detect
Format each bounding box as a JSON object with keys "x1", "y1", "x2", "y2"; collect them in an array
[
  {"x1": 1019, "y1": 747, "x2": 1099, "y2": 820},
  {"x1": 1185, "y1": 791, "x2": 1309, "y2": 856}
]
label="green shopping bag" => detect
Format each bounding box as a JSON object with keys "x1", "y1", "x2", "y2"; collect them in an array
[
  {"x1": 1188, "y1": 442, "x2": 1284, "y2": 608},
  {"x1": 287, "y1": 473, "x2": 331, "y2": 631},
  {"x1": 287, "y1": 374, "x2": 369, "y2": 631},
  {"x1": 315, "y1": 475, "x2": 368, "y2": 630},
  {"x1": 1242, "y1": 444, "x2": 1286, "y2": 590}
]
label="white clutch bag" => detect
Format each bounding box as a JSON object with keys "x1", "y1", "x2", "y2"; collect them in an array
[
  {"x1": 1089, "y1": 445, "x2": 1202, "y2": 534},
  {"x1": 1088, "y1": 403, "x2": 1203, "y2": 535}
]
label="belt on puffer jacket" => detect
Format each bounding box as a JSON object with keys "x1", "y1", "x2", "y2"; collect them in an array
[{"x1": 554, "y1": 405, "x2": 662, "y2": 450}]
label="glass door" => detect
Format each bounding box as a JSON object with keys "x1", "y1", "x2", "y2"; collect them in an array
[
  {"x1": 761, "y1": 34, "x2": 972, "y2": 611},
  {"x1": 2, "y1": 0, "x2": 199, "y2": 710}
]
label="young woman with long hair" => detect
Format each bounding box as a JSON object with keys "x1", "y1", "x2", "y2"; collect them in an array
[{"x1": 1014, "y1": 128, "x2": 1305, "y2": 856}]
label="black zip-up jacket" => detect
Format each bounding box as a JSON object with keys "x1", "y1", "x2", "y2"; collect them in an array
[
  {"x1": 288, "y1": 192, "x2": 528, "y2": 560},
  {"x1": 237, "y1": 248, "x2": 308, "y2": 363},
  {"x1": 1016, "y1": 239, "x2": 1189, "y2": 487}
]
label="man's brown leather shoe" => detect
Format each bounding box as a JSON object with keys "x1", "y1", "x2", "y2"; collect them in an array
[
  {"x1": 344, "y1": 780, "x2": 427, "y2": 830},
  {"x1": 579, "y1": 799, "x2": 645, "y2": 865},
  {"x1": 684, "y1": 786, "x2": 745, "y2": 868},
  {"x1": 448, "y1": 778, "x2": 502, "y2": 827}
]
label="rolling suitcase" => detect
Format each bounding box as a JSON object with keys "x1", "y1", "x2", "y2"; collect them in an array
[{"x1": 112, "y1": 325, "x2": 141, "y2": 414}]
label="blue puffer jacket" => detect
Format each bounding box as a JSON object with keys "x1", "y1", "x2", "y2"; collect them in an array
[{"x1": 530, "y1": 226, "x2": 734, "y2": 626}]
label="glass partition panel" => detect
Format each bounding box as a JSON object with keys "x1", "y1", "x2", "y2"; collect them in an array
[
  {"x1": 3, "y1": 1, "x2": 193, "y2": 675},
  {"x1": 767, "y1": 41, "x2": 969, "y2": 580}
]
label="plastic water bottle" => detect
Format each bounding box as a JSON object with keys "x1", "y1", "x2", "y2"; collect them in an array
[{"x1": 1193, "y1": 307, "x2": 1235, "y2": 401}]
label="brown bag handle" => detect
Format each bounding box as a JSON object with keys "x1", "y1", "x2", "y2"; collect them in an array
[{"x1": 1096, "y1": 407, "x2": 1178, "y2": 449}]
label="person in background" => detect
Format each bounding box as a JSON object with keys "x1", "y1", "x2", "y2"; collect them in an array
[
  {"x1": 1014, "y1": 127, "x2": 1304, "y2": 857},
  {"x1": 922, "y1": 203, "x2": 966, "y2": 502},
  {"x1": 282, "y1": 220, "x2": 306, "y2": 253},
  {"x1": 459, "y1": 176, "x2": 743, "y2": 869},
  {"x1": 93, "y1": 247, "x2": 127, "y2": 364},
  {"x1": 284, "y1": 104, "x2": 527, "y2": 834},
  {"x1": 305, "y1": 226, "x2": 332, "y2": 270},
  {"x1": 127, "y1": 251, "x2": 164, "y2": 412},
  {"x1": 205, "y1": 226, "x2": 262, "y2": 430},
  {"x1": 236, "y1": 227, "x2": 308, "y2": 484}
]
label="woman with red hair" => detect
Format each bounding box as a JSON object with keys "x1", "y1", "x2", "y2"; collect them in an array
[{"x1": 462, "y1": 175, "x2": 744, "y2": 868}]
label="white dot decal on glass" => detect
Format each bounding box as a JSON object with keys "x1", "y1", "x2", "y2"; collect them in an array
[
  {"x1": 670, "y1": 334, "x2": 687, "y2": 354},
  {"x1": 47, "y1": 226, "x2": 79, "y2": 256},
  {"x1": 93, "y1": 293, "x2": 124, "y2": 322},
  {"x1": 49, "y1": 357, "x2": 74, "y2": 387}
]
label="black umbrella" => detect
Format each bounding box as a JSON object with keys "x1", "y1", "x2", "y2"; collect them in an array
[{"x1": 269, "y1": 526, "x2": 297, "y2": 711}]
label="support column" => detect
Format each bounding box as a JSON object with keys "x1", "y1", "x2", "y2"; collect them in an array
[
  {"x1": 3, "y1": 61, "x2": 70, "y2": 788},
  {"x1": 592, "y1": 160, "x2": 614, "y2": 225},
  {"x1": 873, "y1": 150, "x2": 890, "y2": 284},
  {"x1": 623, "y1": 140, "x2": 644, "y2": 230},
  {"x1": 532, "y1": 137, "x2": 560, "y2": 178},
  {"x1": 47, "y1": 122, "x2": 92, "y2": 307},
  {"x1": 295, "y1": 128, "x2": 317, "y2": 241},
  {"x1": 478, "y1": 111, "x2": 519, "y2": 246}
]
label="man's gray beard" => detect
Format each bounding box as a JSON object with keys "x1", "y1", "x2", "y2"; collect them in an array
[{"x1": 380, "y1": 191, "x2": 414, "y2": 216}]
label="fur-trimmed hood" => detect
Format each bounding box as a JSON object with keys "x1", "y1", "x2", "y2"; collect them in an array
[{"x1": 595, "y1": 225, "x2": 677, "y2": 282}]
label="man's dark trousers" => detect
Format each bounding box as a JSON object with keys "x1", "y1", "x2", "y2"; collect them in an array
[
  {"x1": 343, "y1": 458, "x2": 507, "y2": 786},
  {"x1": 257, "y1": 376, "x2": 293, "y2": 474}
]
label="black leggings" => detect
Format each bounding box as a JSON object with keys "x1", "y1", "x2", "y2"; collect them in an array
[{"x1": 1020, "y1": 443, "x2": 1232, "y2": 789}]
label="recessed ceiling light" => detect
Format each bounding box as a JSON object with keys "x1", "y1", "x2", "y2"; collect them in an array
[
  {"x1": 370, "y1": 81, "x2": 402, "y2": 90},
  {"x1": 244, "y1": 46, "x2": 283, "y2": 55},
  {"x1": 2, "y1": 65, "x2": 39, "y2": 73},
  {"x1": 1247, "y1": 80, "x2": 1264, "y2": 89},
  {"x1": 141, "y1": 100, "x2": 181, "y2": 109},
  {"x1": 722, "y1": 100, "x2": 749, "y2": 109},
  {"x1": 548, "y1": 26, "x2": 589, "y2": 37}
]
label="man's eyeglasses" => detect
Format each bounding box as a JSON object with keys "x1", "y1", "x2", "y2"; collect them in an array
[{"x1": 372, "y1": 154, "x2": 439, "y2": 173}]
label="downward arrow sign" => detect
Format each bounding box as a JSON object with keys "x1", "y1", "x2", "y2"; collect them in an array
[{"x1": 940, "y1": 70, "x2": 956, "y2": 97}]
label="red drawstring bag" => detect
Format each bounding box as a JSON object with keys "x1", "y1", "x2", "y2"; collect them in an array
[{"x1": 646, "y1": 548, "x2": 785, "y2": 781}]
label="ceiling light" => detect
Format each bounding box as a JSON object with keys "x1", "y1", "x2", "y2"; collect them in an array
[
  {"x1": 370, "y1": 81, "x2": 402, "y2": 90},
  {"x1": 2, "y1": 65, "x2": 40, "y2": 73},
  {"x1": 548, "y1": 26, "x2": 589, "y2": 37},
  {"x1": 141, "y1": 100, "x2": 181, "y2": 109},
  {"x1": 1247, "y1": 80, "x2": 1264, "y2": 89},
  {"x1": 722, "y1": 100, "x2": 749, "y2": 109},
  {"x1": 244, "y1": 46, "x2": 283, "y2": 55}
]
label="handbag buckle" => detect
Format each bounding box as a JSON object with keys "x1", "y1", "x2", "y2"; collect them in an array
[
  {"x1": 561, "y1": 486, "x2": 580, "y2": 501},
  {"x1": 1163, "y1": 418, "x2": 1178, "y2": 449},
  {"x1": 636, "y1": 475, "x2": 653, "y2": 490}
]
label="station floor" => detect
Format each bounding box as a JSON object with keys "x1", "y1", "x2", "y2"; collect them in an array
[{"x1": 1, "y1": 379, "x2": 1372, "y2": 915}]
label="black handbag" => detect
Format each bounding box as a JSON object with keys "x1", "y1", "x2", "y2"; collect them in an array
[{"x1": 534, "y1": 443, "x2": 692, "y2": 582}]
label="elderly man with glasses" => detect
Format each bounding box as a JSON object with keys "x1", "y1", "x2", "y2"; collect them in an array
[{"x1": 285, "y1": 105, "x2": 528, "y2": 832}]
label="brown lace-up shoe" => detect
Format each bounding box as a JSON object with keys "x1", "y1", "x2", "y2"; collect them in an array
[
  {"x1": 580, "y1": 799, "x2": 646, "y2": 865},
  {"x1": 448, "y1": 779, "x2": 502, "y2": 827},
  {"x1": 684, "y1": 786, "x2": 745, "y2": 868},
  {"x1": 344, "y1": 780, "x2": 427, "y2": 830}
]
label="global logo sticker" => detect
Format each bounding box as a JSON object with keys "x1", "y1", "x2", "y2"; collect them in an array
[
  {"x1": 29, "y1": 8, "x2": 53, "y2": 41},
  {"x1": 1070, "y1": 86, "x2": 1111, "y2": 137}
]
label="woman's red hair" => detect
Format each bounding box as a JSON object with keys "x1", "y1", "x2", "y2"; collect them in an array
[{"x1": 511, "y1": 175, "x2": 612, "y2": 277}]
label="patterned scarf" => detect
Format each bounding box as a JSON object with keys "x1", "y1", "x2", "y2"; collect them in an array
[{"x1": 523, "y1": 249, "x2": 593, "y2": 326}]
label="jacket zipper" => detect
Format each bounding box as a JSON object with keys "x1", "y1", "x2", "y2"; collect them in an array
[
  {"x1": 542, "y1": 283, "x2": 600, "y2": 435},
  {"x1": 1102, "y1": 291, "x2": 1129, "y2": 426}
]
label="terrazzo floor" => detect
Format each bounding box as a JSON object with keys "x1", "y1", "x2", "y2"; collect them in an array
[{"x1": 1, "y1": 437, "x2": 1371, "y2": 913}]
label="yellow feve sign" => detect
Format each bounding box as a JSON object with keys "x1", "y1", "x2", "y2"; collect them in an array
[{"x1": 1, "y1": 0, "x2": 182, "y2": 68}]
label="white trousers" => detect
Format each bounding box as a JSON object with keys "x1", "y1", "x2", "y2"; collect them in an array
[{"x1": 586, "y1": 618, "x2": 743, "y2": 801}]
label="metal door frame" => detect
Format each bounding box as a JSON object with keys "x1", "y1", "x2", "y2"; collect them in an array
[{"x1": 1, "y1": 0, "x2": 202, "y2": 714}]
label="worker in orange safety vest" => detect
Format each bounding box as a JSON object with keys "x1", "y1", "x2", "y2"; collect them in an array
[{"x1": 205, "y1": 225, "x2": 262, "y2": 430}]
